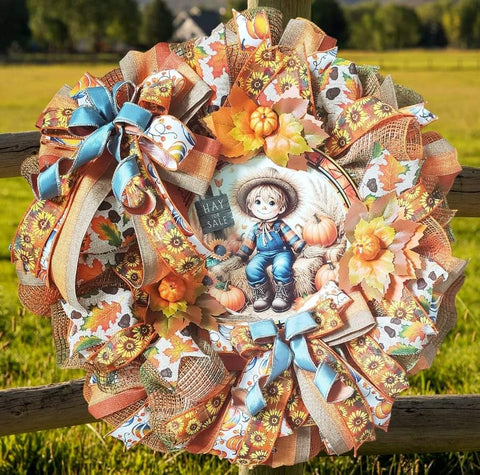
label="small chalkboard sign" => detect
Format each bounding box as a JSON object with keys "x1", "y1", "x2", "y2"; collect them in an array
[{"x1": 195, "y1": 193, "x2": 235, "y2": 234}]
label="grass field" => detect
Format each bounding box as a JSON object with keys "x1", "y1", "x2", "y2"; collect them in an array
[{"x1": 0, "y1": 50, "x2": 479, "y2": 474}]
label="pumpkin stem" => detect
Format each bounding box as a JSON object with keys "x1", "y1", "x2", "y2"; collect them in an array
[
  {"x1": 215, "y1": 280, "x2": 227, "y2": 290},
  {"x1": 327, "y1": 260, "x2": 335, "y2": 270}
]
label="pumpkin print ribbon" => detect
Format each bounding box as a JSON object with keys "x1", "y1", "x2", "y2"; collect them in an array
[
  {"x1": 233, "y1": 312, "x2": 353, "y2": 416},
  {"x1": 35, "y1": 76, "x2": 198, "y2": 214}
]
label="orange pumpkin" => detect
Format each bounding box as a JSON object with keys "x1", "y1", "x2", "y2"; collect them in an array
[
  {"x1": 246, "y1": 12, "x2": 269, "y2": 40},
  {"x1": 374, "y1": 399, "x2": 393, "y2": 419},
  {"x1": 352, "y1": 234, "x2": 381, "y2": 261},
  {"x1": 315, "y1": 261, "x2": 339, "y2": 290},
  {"x1": 158, "y1": 273, "x2": 186, "y2": 302},
  {"x1": 249, "y1": 106, "x2": 278, "y2": 137},
  {"x1": 209, "y1": 283, "x2": 246, "y2": 312},
  {"x1": 303, "y1": 214, "x2": 338, "y2": 247}
]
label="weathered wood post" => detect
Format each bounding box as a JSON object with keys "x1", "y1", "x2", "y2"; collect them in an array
[{"x1": 239, "y1": 2, "x2": 312, "y2": 474}]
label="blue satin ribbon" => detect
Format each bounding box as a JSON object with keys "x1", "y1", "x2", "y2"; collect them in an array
[
  {"x1": 36, "y1": 83, "x2": 153, "y2": 206},
  {"x1": 245, "y1": 312, "x2": 341, "y2": 416}
]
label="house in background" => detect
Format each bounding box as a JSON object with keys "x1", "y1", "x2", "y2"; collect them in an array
[{"x1": 172, "y1": 7, "x2": 224, "y2": 42}]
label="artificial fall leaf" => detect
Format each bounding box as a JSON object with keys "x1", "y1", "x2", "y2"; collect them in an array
[
  {"x1": 230, "y1": 111, "x2": 264, "y2": 152},
  {"x1": 264, "y1": 113, "x2": 312, "y2": 166},
  {"x1": 378, "y1": 151, "x2": 408, "y2": 192},
  {"x1": 77, "y1": 258, "x2": 104, "y2": 284},
  {"x1": 273, "y1": 95, "x2": 308, "y2": 119},
  {"x1": 153, "y1": 315, "x2": 188, "y2": 339},
  {"x1": 90, "y1": 215, "x2": 122, "y2": 247},
  {"x1": 80, "y1": 300, "x2": 122, "y2": 332},
  {"x1": 301, "y1": 115, "x2": 328, "y2": 148}
]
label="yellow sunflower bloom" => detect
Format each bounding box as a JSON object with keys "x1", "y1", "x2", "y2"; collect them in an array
[{"x1": 346, "y1": 409, "x2": 369, "y2": 434}]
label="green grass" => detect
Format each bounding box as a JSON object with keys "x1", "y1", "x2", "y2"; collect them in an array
[{"x1": 0, "y1": 51, "x2": 479, "y2": 474}]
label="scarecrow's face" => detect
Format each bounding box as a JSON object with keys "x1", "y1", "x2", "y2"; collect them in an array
[{"x1": 249, "y1": 194, "x2": 286, "y2": 221}]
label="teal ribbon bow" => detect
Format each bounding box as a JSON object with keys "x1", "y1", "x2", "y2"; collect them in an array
[
  {"x1": 245, "y1": 312, "x2": 343, "y2": 416},
  {"x1": 36, "y1": 82, "x2": 153, "y2": 209}
]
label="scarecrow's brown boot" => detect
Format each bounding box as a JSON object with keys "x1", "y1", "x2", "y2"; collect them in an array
[
  {"x1": 251, "y1": 281, "x2": 273, "y2": 312},
  {"x1": 272, "y1": 280, "x2": 294, "y2": 313}
]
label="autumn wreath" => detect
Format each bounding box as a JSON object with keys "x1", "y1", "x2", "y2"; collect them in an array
[{"x1": 12, "y1": 8, "x2": 466, "y2": 468}]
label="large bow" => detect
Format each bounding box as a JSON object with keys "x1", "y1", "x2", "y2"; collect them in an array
[
  {"x1": 35, "y1": 79, "x2": 197, "y2": 214},
  {"x1": 240, "y1": 312, "x2": 354, "y2": 416}
]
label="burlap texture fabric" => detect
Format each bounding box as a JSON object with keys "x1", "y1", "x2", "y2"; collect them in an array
[{"x1": 336, "y1": 116, "x2": 422, "y2": 185}]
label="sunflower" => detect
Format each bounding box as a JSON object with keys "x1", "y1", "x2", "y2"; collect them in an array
[
  {"x1": 246, "y1": 71, "x2": 269, "y2": 95},
  {"x1": 373, "y1": 101, "x2": 395, "y2": 119},
  {"x1": 249, "y1": 430, "x2": 267, "y2": 447},
  {"x1": 279, "y1": 74, "x2": 299, "y2": 93},
  {"x1": 254, "y1": 44, "x2": 278, "y2": 68},
  {"x1": 123, "y1": 248, "x2": 141, "y2": 268},
  {"x1": 380, "y1": 372, "x2": 398, "y2": 390},
  {"x1": 206, "y1": 393, "x2": 226, "y2": 415},
  {"x1": 177, "y1": 256, "x2": 202, "y2": 274},
  {"x1": 419, "y1": 191, "x2": 438, "y2": 212},
  {"x1": 167, "y1": 418, "x2": 184, "y2": 435},
  {"x1": 162, "y1": 228, "x2": 187, "y2": 254},
  {"x1": 330, "y1": 129, "x2": 350, "y2": 155},
  {"x1": 264, "y1": 381, "x2": 284, "y2": 404},
  {"x1": 18, "y1": 249, "x2": 36, "y2": 272},
  {"x1": 32, "y1": 211, "x2": 55, "y2": 238},
  {"x1": 261, "y1": 409, "x2": 282, "y2": 432},
  {"x1": 385, "y1": 300, "x2": 415, "y2": 321},
  {"x1": 18, "y1": 232, "x2": 34, "y2": 249},
  {"x1": 97, "y1": 346, "x2": 115, "y2": 365},
  {"x1": 284, "y1": 55, "x2": 299, "y2": 71},
  {"x1": 350, "y1": 336, "x2": 369, "y2": 354},
  {"x1": 132, "y1": 324, "x2": 153, "y2": 342},
  {"x1": 117, "y1": 336, "x2": 142, "y2": 359},
  {"x1": 288, "y1": 410, "x2": 307, "y2": 427},
  {"x1": 185, "y1": 416, "x2": 202, "y2": 435},
  {"x1": 125, "y1": 269, "x2": 142, "y2": 286},
  {"x1": 345, "y1": 104, "x2": 367, "y2": 131},
  {"x1": 397, "y1": 197, "x2": 414, "y2": 219},
  {"x1": 299, "y1": 64, "x2": 309, "y2": 82},
  {"x1": 364, "y1": 354, "x2": 385, "y2": 375},
  {"x1": 346, "y1": 409, "x2": 369, "y2": 434},
  {"x1": 250, "y1": 450, "x2": 269, "y2": 463}
]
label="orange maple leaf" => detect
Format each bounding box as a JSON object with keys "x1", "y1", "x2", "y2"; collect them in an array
[
  {"x1": 163, "y1": 334, "x2": 198, "y2": 363},
  {"x1": 81, "y1": 300, "x2": 122, "y2": 332},
  {"x1": 208, "y1": 40, "x2": 227, "y2": 77},
  {"x1": 77, "y1": 258, "x2": 104, "y2": 284},
  {"x1": 378, "y1": 153, "x2": 407, "y2": 191}
]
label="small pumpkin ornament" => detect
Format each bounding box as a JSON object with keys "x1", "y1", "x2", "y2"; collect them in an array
[
  {"x1": 303, "y1": 214, "x2": 338, "y2": 247},
  {"x1": 158, "y1": 273, "x2": 187, "y2": 302},
  {"x1": 352, "y1": 234, "x2": 382, "y2": 261},
  {"x1": 315, "y1": 261, "x2": 339, "y2": 290},
  {"x1": 209, "y1": 281, "x2": 246, "y2": 312},
  {"x1": 374, "y1": 399, "x2": 393, "y2": 420},
  {"x1": 249, "y1": 106, "x2": 278, "y2": 137}
]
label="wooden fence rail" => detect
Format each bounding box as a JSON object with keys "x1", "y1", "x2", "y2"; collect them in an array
[
  {"x1": 1, "y1": 130, "x2": 480, "y2": 216},
  {"x1": 0, "y1": 378, "x2": 479, "y2": 455}
]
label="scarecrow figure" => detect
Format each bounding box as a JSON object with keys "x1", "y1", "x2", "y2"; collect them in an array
[{"x1": 234, "y1": 167, "x2": 305, "y2": 312}]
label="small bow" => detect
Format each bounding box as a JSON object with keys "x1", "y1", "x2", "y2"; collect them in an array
[
  {"x1": 242, "y1": 312, "x2": 353, "y2": 416},
  {"x1": 35, "y1": 78, "x2": 197, "y2": 214}
]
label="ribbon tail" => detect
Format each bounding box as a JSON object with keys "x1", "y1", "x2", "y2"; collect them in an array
[
  {"x1": 295, "y1": 366, "x2": 353, "y2": 455},
  {"x1": 314, "y1": 361, "x2": 354, "y2": 403}
]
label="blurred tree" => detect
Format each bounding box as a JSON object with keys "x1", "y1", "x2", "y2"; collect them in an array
[
  {"x1": 105, "y1": 0, "x2": 140, "y2": 47},
  {"x1": 141, "y1": 0, "x2": 174, "y2": 46},
  {"x1": 0, "y1": 0, "x2": 31, "y2": 53},
  {"x1": 417, "y1": 1, "x2": 448, "y2": 47},
  {"x1": 458, "y1": 0, "x2": 480, "y2": 48},
  {"x1": 311, "y1": 0, "x2": 348, "y2": 47},
  {"x1": 346, "y1": 2, "x2": 420, "y2": 50},
  {"x1": 28, "y1": 0, "x2": 139, "y2": 52},
  {"x1": 222, "y1": 0, "x2": 247, "y2": 22},
  {"x1": 440, "y1": 0, "x2": 461, "y2": 47},
  {"x1": 375, "y1": 4, "x2": 420, "y2": 49},
  {"x1": 27, "y1": 0, "x2": 72, "y2": 52}
]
